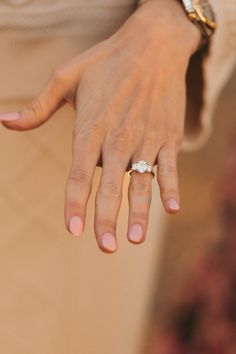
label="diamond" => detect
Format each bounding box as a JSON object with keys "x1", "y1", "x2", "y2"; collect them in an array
[
  {"x1": 129, "y1": 160, "x2": 154, "y2": 177},
  {"x1": 136, "y1": 160, "x2": 148, "y2": 173}
]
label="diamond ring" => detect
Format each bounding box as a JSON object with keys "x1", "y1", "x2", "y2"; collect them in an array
[{"x1": 128, "y1": 160, "x2": 155, "y2": 178}]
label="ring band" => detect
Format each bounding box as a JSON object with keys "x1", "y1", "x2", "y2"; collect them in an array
[{"x1": 128, "y1": 160, "x2": 155, "y2": 178}]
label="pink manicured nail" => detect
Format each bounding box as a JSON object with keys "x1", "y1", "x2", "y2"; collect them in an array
[
  {"x1": 167, "y1": 198, "x2": 180, "y2": 211},
  {"x1": 128, "y1": 224, "x2": 143, "y2": 243},
  {"x1": 101, "y1": 233, "x2": 117, "y2": 252},
  {"x1": 69, "y1": 216, "x2": 83, "y2": 237},
  {"x1": 0, "y1": 112, "x2": 21, "y2": 121}
]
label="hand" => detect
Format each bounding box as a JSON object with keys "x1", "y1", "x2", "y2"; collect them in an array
[{"x1": 0, "y1": 0, "x2": 200, "y2": 253}]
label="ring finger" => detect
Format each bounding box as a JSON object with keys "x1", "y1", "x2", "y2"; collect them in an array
[{"x1": 127, "y1": 152, "x2": 157, "y2": 244}]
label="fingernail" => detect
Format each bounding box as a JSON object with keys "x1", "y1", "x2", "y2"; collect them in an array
[
  {"x1": 128, "y1": 224, "x2": 143, "y2": 243},
  {"x1": 167, "y1": 198, "x2": 180, "y2": 211},
  {"x1": 69, "y1": 216, "x2": 83, "y2": 237},
  {"x1": 101, "y1": 233, "x2": 117, "y2": 252},
  {"x1": 0, "y1": 112, "x2": 21, "y2": 121}
]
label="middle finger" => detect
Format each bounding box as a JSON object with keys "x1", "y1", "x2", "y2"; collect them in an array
[{"x1": 95, "y1": 136, "x2": 132, "y2": 254}]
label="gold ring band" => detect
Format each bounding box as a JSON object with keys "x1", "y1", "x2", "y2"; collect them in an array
[{"x1": 128, "y1": 160, "x2": 155, "y2": 178}]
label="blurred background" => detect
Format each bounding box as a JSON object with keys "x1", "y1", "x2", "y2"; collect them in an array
[{"x1": 146, "y1": 69, "x2": 236, "y2": 354}]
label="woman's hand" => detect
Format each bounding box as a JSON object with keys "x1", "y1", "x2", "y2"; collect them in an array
[{"x1": 0, "y1": 0, "x2": 200, "y2": 253}]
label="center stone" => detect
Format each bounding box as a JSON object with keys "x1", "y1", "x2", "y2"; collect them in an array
[{"x1": 137, "y1": 161, "x2": 148, "y2": 173}]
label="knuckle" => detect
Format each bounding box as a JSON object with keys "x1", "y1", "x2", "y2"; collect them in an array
[
  {"x1": 158, "y1": 161, "x2": 176, "y2": 177},
  {"x1": 73, "y1": 121, "x2": 101, "y2": 143},
  {"x1": 66, "y1": 199, "x2": 83, "y2": 214},
  {"x1": 162, "y1": 187, "x2": 178, "y2": 196},
  {"x1": 109, "y1": 128, "x2": 131, "y2": 154},
  {"x1": 166, "y1": 127, "x2": 183, "y2": 143},
  {"x1": 68, "y1": 168, "x2": 91, "y2": 187},
  {"x1": 99, "y1": 182, "x2": 122, "y2": 199},
  {"x1": 162, "y1": 189, "x2": 179, "y2": 201},
  {"x1": 130, "y1": 211, "x2": 147, "y2": 223},
  {"x1": 97, "y1": 218, "x2": 115, "y2": 231},
  {"x1": 130, "y1": 179, "x2": 151, "y2": 193},
  {"x1": 173, "y1": 134, "x2": 184, "y2": 151},
  {"x1": 167, "y1": 126, "x2": 179, "y2": 136},
  {"x1": 27, "y1": 99, "x2": 44, "y2": 119},
  {"x1": 51, "y1": 68, "x2": 67, "y2": 87}
]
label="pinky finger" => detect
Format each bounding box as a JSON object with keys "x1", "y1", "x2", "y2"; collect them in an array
[{"x1": 157, "y1": 143, "x2": 180, "y2": 214}]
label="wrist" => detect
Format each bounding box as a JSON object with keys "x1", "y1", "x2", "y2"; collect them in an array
[{"x1": 135, "y1": 0, "x2": 201, "y2": 55}]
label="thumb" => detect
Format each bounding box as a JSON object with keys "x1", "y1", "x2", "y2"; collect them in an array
[{"x1": 0, "y1": 69, "x2": 72, "y2": 131}]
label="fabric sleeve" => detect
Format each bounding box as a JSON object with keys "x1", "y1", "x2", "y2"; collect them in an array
[{"x1": 137, "y1": 0, "x2": 236, "y2": 151}]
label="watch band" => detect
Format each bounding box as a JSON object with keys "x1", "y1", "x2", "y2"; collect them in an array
[{"x1": 179, "y1": 0, "x2": 217, "y2": 46}]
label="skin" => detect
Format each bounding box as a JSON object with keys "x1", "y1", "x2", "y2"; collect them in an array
[{"x1": 0, "y1": 0, "x2": 201, "y2": 253}]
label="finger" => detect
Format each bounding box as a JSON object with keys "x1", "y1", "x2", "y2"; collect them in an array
[
  {"x1": 0, "y1": 62, "x2": 82, "y2": 131},
  {"x1": 65, "y1": 121, "x2": 103, "y2": 238},
  {"x1": 157, "y1": 143, "x2": 180, "y2": 214},
  {"x1": 0, "y1": 75, "x2": 66, "y2": 131},
  {"x1": 94, "y1": 142, "x2": 131, "y2": 254},
  {"x1": 127, "y1": 158, "x2": 155, "y2": 244}
]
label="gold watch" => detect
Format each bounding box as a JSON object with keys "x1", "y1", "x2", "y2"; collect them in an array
[{"x1": 179, "y1": 0, "x2": 217, "y2": 45}]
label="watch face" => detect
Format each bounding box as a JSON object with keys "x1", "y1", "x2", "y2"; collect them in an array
[{"x1": 193, "y1": 0, "x2": 216, "y2": 28}]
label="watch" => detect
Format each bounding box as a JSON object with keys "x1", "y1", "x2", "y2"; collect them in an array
[{"x1": 179, "y1": 0, "x2": 217, "y2": 45}]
